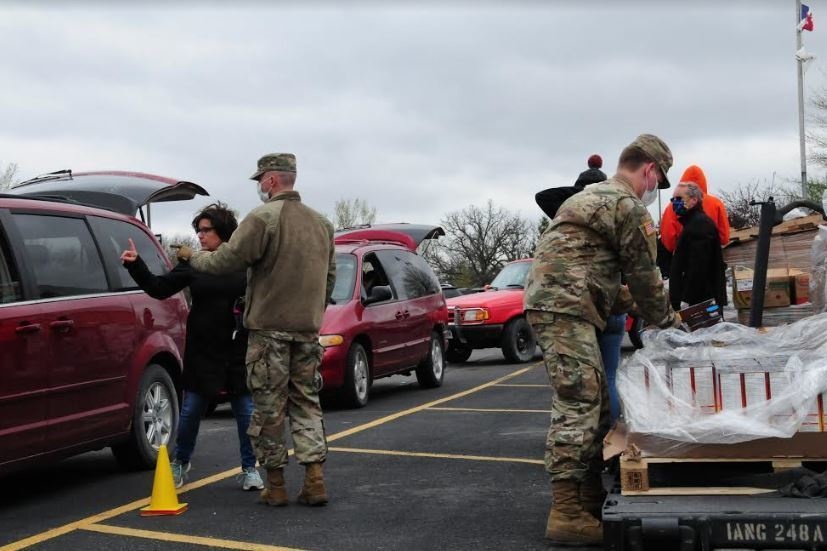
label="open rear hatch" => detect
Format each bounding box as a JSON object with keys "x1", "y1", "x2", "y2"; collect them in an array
[
  {"x1": 334, "y1": 223, "x2": 445, "y2": 251},
  {"x1": 9, "y1": 170, "x2": 208, "y2": 220}
]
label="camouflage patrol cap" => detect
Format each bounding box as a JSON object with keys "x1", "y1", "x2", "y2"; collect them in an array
[
  {"x1": 630, "y1": 134, "x2": 672, "y2": 189},
  {"x1": 250, "y1": 153, "x2": 297, "y2": 180}
]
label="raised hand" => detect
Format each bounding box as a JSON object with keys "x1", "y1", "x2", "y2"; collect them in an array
[{"x1": 120, "y1": 238, "x2": 139, "y2": 264}]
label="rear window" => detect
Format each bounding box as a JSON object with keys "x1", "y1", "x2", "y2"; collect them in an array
[
  {"x1": 13, "y1": 214, "x2": 109, "y2": 298},
  {"x1": 375, "y1": 249, "x2": 441, "y2": 300},
  {"x1": 88, "y1": 216, "x2": 169, "y2": 290},
  {"x1": 331, "y1": 253, "x2": 357, "y2": 303}
]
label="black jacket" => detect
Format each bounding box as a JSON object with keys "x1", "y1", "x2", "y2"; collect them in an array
[
  {"x1": 669, "y1": 207, "x2": 727, "y2": 310},
  {"x1": 126, "y1": 257, "x2": 248, "y2": 398},
  {"x1": 574, "y1": 167, "x2": 607, "y2": 190},
  {"x1": 535, "y1": 186, "x2": 581, "y2": 220}
]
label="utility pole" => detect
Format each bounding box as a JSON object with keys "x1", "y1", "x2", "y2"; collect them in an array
[{"x1": 797, "y1": 0, "x2": 808, "y2": 198}]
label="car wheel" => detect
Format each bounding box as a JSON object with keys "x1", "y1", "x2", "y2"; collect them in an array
[
  {"x1": 501, "y1": 317, "x2": 537, "y2": 363},
  {"x1": 416, "y1": 331, "x2": 446, "y2": 388},
  {"x1": 446, "y1": 342, "x2": 473, "y2": 363},
  {"x1": 341, "y1": 343, "x2": 370, "y2": 408},
  {"x1": 112, "y1": 364, "x2": 179, "y2": 470},
  {"x1": 204, "y1": 401, "x2": 218, "y2": 417}
]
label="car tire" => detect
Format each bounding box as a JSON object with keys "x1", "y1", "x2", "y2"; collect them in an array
[
  {"x1": 112, "y1": 364, "x2": 179, "y2": 470},
  {"x1": 501, "y1": 317, "x2": 537, "y2": 363},
  {"x1": 341, "y1": 343, "x2": 370, "y2": 408},
  {"x1": 446, "y1": 342, "x2": 473, "y2": 363},
  {"x1": 416, "y1": 331, "x2": 446, "y2": 388},
  {"x1": 204, "y1": 401, "x2": 219, "y2": 417}
]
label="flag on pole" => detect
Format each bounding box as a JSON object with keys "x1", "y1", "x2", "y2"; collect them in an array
[{"x1": 798, "y1": 4, "x2": 815, "y2": 32}]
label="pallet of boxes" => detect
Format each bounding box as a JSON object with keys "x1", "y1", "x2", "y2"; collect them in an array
[
  {"x1": 605, "y1": 321, "x2": 827, "y2": 498},
  {"x1": 723, "y1": 214, "x2": 821, "y2": 325}
]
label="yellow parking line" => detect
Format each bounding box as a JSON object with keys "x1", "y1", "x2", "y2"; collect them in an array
[
  {"x1": 329, "y1": 446, "x2": 543, "y2": 465},
  {"x1": 327, "y1": 364, "x2": 538, "y2": 442},
  {"x1": 81, "y1": 524, "x2": 304, "y2": 551},
  {"x1": 428, "y1": 407, "x2": 551, "y2": 413},
  {"x1": 0, "y1": 364, "x2": 538, "y2": 551},
  {"x1": 494, "y1": 383, "x2": 548, "y2": 388}
]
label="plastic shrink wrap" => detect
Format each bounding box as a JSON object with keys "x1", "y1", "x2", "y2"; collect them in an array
[
  {"x1": 617, "y1": 315, "x2": 827, "y2": 449},
  {"x1": 810, "y1": 224, "x2": 827, "y2": 314}
]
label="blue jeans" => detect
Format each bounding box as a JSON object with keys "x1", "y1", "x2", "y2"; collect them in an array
[
  {"x1": 598, "y1": 314, "x2": 626, "y2": 423},
  {"x1": 175, "y1": 391, "x2": 256, "y2": 469}
]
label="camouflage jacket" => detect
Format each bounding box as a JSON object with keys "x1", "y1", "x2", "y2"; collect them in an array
[
  {"x1": 524, "y1": 175, "x2": 676, "y2": 331},
  {"x1": 190, "y1": 191, "x2": 335, "y2": 338}
]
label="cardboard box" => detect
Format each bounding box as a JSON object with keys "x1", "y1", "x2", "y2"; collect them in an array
[
  {"x1": 604, "y1": 422, "x2": 827, "y2": 460},
  {"x1": 732, "y1": 266, "x2": 791, "y2": 310},
  {"x1": 789, "y1": 269, "x2": 810, "y2": 305}
]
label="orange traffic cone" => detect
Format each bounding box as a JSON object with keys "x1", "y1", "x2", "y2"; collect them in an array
[{"x1": 140, "y1": 444, "x2": 188, "y2": 516}]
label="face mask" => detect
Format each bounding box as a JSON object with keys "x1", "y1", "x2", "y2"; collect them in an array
[
  {"x1": 671, "y1": 198, "x2": 688, "y2": 216},
  {"x1": 257, "y1": 181, "x2": 270, "y2": 203},
  {"x1": 640, "y1": 168, "x2": 658, "y2": 207}
]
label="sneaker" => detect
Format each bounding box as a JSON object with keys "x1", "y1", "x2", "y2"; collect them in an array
[
  {"x1": 171, "y1": 460, "x2": 191, "y2": 489},
  {"x1": 237, "y1": 467, "x2": 264, "y2": 491}
]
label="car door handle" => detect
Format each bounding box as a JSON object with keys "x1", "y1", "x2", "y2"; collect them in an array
[
  {"x1": 402, "y1": 310, "x2": 410, "y2": 319},
  {"x1": 49, "y1": 319, "x2": 75, "y2": 333},
  {"x1": 395, "y1": 312, "x2": 405, "y2": 320},
  {"x1": 15, "y1": 323, "x2": 42, "y2": 335}
]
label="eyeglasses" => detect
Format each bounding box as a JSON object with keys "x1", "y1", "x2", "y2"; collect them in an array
[{"x1": 196, "y1": 226, "x2": 215, "y2": 235}]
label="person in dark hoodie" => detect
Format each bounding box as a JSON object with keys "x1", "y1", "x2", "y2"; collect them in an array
[
  {"x1": 534, "y1": 154, "x2": 626, "y2": 423},
  {"x1": 668, "y1": 183, "x2": 727, "y2": 312}
]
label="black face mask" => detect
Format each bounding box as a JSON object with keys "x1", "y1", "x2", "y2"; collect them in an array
[{"x1": 671, "y1": 197, "x2": 689, "y2": 216}]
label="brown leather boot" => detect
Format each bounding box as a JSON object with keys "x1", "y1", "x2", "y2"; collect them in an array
[
  {"x1": 580, "y1": 471, "x2": 607, "y2": 519},
  {"x1": 546, "y1": 480, "x2": 603, "y2": 547},
  {"x1": 297, "y1": 462, "x2": 328, "y2": 506},
  {"x1": 259, "y1": 468, "x2": 288, "y2": 506}
]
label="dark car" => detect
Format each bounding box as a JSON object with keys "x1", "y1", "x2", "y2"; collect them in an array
[
  {"x1": 0, "y1": 170, "x2": 205, "y2": 474},
  {"x1": 318, "y1": 224, "x2": 449, "y2": 407}
]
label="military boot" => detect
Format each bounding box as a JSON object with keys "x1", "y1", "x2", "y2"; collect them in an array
[
  {"x1": 297, "y1": 462, "x2": 328, "y2": 506},
  {"x1": 546, "y1": 480, "x2": 603, "y2": 547},
  {"x1": 580, "y1": 471, "x2": 607, "y2": 519},
  {"x1": 259, "y1": 468, "x2": 288, "y2": 506}
]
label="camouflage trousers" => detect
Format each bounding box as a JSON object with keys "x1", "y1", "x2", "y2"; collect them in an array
[
  {"x1": 526, "y1": 310, "x2": 610, "y2": 483},
  {"x1": 245, "y1": 330, "x2": 327, "y2": 470}
]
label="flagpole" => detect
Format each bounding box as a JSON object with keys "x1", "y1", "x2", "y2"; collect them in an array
[{"x1": 797, "y1": 0, "x2": 808, "y2": 198}]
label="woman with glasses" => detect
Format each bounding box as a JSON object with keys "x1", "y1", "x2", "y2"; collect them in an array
[{"x1": 120, "y1": 203, "x2": 262, "y2": 491}]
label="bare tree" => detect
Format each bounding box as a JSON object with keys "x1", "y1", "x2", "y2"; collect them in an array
[
  {"x1": 0, "y1": 162, "x2": 20, "y2": 191},
  {"x1": 718, "y1": 179, "x2": 789, "y2": 230},
  {"x1": 159, "y1": 233, "x2": 199, "y2": 262},
  {"x1": 425, "y1": 200, "x2": 537, "y2": 287},
  {"x1": 333, "y1": 198, "x2": 377, "y2": 230},
  {"x1": 719, "y1": 177, "x2": 826, "y2": 230}
]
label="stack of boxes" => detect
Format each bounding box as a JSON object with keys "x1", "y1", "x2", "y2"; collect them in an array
[
  {"x1": 723, "y1": 221, "x2": 818, "y2": 326},
  {"x1": 627, "y1": 353, "x2": 827, "y2": 434}
]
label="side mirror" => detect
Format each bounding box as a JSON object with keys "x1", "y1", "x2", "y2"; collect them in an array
[{"x1": 363, "y1": 285, "x2": 392, "y2": 306}]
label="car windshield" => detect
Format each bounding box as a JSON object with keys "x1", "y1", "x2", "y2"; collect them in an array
[
  {"x1": 331, "y1": 253, "x2": 357, "y2": 303},
  {"x1": 489, "y1": 261, "x2": 531, "y2": 289}
]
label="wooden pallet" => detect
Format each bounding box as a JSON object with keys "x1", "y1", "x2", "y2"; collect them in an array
[{"x1": 618, "y1": 448, "x2": 822, "y2": 496}]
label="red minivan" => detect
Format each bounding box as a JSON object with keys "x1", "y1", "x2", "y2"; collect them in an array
[
  {"x1": 0, "y1": 171, "x2": 204, "y2": 474},
  {"x1": 318, "y1": 225, "x2": 449, "y2": 407}
]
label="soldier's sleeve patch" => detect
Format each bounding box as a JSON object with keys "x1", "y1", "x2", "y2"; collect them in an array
[{"x1": 639, "y1": 220, "x2": 656, "y2": 237}]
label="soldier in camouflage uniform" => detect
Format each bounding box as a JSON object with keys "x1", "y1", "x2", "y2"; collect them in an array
[
  {"x1": 180, "y1": 153, "x2": 336, "y2": 507},
  {"x1": 524, "y1": 134, "x2": 682, "y2": 546}
]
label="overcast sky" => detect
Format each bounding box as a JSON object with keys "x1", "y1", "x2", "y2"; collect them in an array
[{"x1": 2, "y1": 1, "x2": 827, "y2": 237}]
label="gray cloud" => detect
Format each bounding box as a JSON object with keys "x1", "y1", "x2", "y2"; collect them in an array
[{"x1": 1, "y1": 1, "x2": 825, "y2": 237}]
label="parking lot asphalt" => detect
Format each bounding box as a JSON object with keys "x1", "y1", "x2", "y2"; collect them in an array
[{"x1": 0, "y1": 350, "x2": 600, "y2": 551}]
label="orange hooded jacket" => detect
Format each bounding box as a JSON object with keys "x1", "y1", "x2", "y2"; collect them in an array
[{"x1": 660, "y1": 165, "x2": 730, "y2": 253}]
